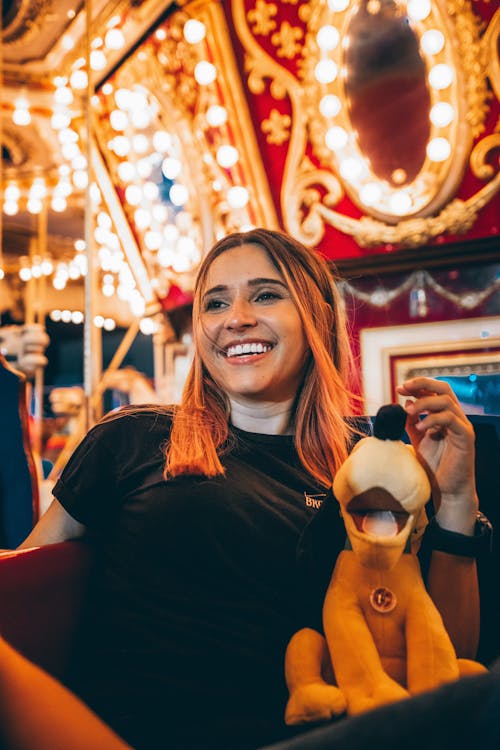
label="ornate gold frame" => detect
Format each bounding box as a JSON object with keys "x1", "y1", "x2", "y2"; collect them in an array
[{"x1": 232, "y1": 0, "x2": 500, "y2": 249}]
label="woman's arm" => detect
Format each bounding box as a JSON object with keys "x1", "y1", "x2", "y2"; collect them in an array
[
  {"x1": 396, "y1": 377, "x2": 481, "y2": 658},
  {"x1": 0, "y1": 635, "x2": 131, "y2": 750},
  {"x1": 17, "y1": 498, "x2": 86, "y2": 549}
]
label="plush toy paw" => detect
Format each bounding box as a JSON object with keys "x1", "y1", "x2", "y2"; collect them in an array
[
  {"x1": 345, "y1": 680, "x2": 410, "y2": 716},
  {"x1": 285, "y1": 681, "x2": 347, "y2": 725}
]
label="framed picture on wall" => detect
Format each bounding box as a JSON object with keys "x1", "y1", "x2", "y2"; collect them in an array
[{"x1": 360, "y1": 317, "x2": 500, "y2": 416}]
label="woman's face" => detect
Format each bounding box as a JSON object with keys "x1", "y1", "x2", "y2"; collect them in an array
[{"x1": 198, "y1": 243, "x2": 309, "y2": 408}]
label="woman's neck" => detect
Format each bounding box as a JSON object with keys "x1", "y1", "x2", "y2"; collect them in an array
[{"x1": 229, "y1": 398, "x2": 295, "y2": 435}]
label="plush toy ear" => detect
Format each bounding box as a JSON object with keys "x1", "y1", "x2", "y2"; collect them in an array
[{"x1": 373, "y1": 404, "x2": 406, "y2": 441}]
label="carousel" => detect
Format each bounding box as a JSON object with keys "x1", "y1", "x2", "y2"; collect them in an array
[
  {"x1": 0, "y1": 4, "x2": 499, "y2": 741},
  {"x1": 1, "y1": 0, "x2": 499, "y2": 521}
]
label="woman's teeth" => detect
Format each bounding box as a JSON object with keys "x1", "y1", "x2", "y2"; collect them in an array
[{"x1": 225, "y1": 343, "x2": 272, "y2": 358}]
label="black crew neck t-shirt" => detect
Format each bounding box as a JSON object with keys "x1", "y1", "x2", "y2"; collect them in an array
[{"x1": 53, "y1": 410, "x2": 344, "y2": 749}]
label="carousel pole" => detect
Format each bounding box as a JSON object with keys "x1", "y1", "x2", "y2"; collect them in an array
[
  {"x1": 82, "y1": 0, "x2": 102, "y2": 429},
  {"x1": 31, "y1": 201, "x2": 49, "y2": 456}
]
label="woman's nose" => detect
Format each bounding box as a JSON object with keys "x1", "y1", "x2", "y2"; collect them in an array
[{"x1": 223, "y1": 298, "x2": 257, "y2": 330}]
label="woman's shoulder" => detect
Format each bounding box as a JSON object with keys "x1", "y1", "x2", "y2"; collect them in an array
[{"x1": 88, "y1": 404, "x2": 174, "y2": 444}]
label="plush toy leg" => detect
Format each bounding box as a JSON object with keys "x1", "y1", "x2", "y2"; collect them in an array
[
  {"x1": 285, "y1": 627, "x2": 347, "y2": 725},
  {"x1": 458, "y1": 659, "x2": 489, "y2": 677}
]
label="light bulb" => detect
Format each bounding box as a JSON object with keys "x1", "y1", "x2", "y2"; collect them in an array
[
  {"x1": 194, "y1": 61, "x2": 217, "y2": 85},
  {"x1": 183, "y1": 19, "x2": 206, "y2": 44}
]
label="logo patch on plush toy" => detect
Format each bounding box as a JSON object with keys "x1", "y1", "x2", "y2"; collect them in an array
[{"x1": 285, "y1": 404, "x2": 487, "y2": 724}]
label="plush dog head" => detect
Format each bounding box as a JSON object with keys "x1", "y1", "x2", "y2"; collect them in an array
[{"x1": 333, "y1": 404, "x2": 431, "y2": 570}]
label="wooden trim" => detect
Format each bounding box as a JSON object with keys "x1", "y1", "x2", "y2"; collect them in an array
[{"x1": 332, "y1": 235, "x2": 500, "y2": 278}]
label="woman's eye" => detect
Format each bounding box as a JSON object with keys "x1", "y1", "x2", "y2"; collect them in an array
[
  {"x1": 255, "y1": 290, "x2": 281, "y2": 302},
  {"x1": 204, "y1": 298, "x2": 227, "y2": 311}
]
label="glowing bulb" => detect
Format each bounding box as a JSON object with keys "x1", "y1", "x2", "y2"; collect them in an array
[
  {"x1": 62, "y1": 35, "x2": 74, "y2": 51},
  {"x1": 27, "y1": 198, "x2": 42, "y2": 214},
  {"x1": 110, "y1": 109, "x2": 128, "y2": 131},
  {"x1": 71, "y1": 311, "x2": 84, "y2": 324},
  {"x1": 136, "y1": 159, "x2": 153, "y2": 178},
  {"x1": 111, "y1": 136, "x2": 131, "y2": 156},
  {"x1": 58, "y1": 127, "x2": 78, "y2": 144},
  {"x1": 134, "y1": 208, "x2": 152, "y2": 230},
  {"x1": 183, "y1": 19, "x2": 206, "y2": 44},
  {"x1": 216, "y1": 145, "x2": 239, "y2": 168},
  {"x1": 194, "y1": 61, "x2": 217, "y2": 85},
  {"x1": 407, "y1": 0, "x2": 431, "y2": 22},
  {"x1": 62, "y1": 143, "x2": 80, "y2": 160},
  {"x1": 51, "y1": 111, "x2": 71, "y2": 130},
  {"x1": 117, "y1": 162, "x2": 136, "y2": 182},
  {"x1": 426, "y1": 137, "x2": 451, "y2": 162},
  {"x1": 144, "y1": 231, "x2": 162, "y2": 250},
  {"x1": 325, "y1": 126, "x2": 348, "y2": 150},
  {"x1": 339, "y1": 157, "x2": 363, "y2": 180},
  {"x1": 389, "y1": 191, "x2": 412, "y2": 215},
  {"x1": 3, "y1": 201, "x2": 19, "y2": 215},
  {"x1": 319, "y1": 94, "x2": 341, "y2": 118},
  {"x1": 131, "y1": 109, "x2": 151, "y2": 129},
  {"x1": 20, "y1": 267, "x2": 33, "y2": 281},
  {"x1": 90, "y1": 50, "x2": 107, "y2": 71},
  {"x1": 317, "y1": 25, "x2": 340, "y2": 51},
  {"x1": 70, "y1": 69, "x2": 88, "y2": 89},
  {"x1": 143, "y1": 182, "x2": 159, "y2": 200},
  {"x1": 30, "y1": 180, "x2": 47, "y2": 199},
  {"x1": 152, "y1": 130, "x2": 172, "y2": 153},
  {"x1": 5, "y1": 185, "x2": 20, "y2": 202},
  {"x1": 105, "y1": 28, "x2": 125, "y2": 50},
  {"x1": 139, "y1": 318, "x2": 159, "y2": 335},
  {"x1": 13, "y1": 106, "x2": 31, "y2": 126},
  {"x1": 132, "y1": 134, "x2": 149, "y2": 153},
  {"x1": 314, "y1": 59, "x2": 338, "y2": 84},
  {"x1": 163, "y1": 224, "x2": 179, "y2": 243},
  {"x1": 114, "y1": 88, "x2": 132, "y2": 109},
  {"x1": 73, "y1": 170, "x2": 88, "y2": 189},
  {"x1": 328, "y1": 0, "x2": 349, "y2": 11},
  {"x1": 51, "y1": 196, "x2": 67, "y2": 212},
  {"x1": 360, "y1": 183, "x2": 382, "y2": 206},
  {"x1": 162, "y1": 157, "x2": 182, "y2": 180},
  {"x1": 429, "y1": 64, "x2": 453, "y2": 90},
  {"x1": 125, "y1": 185, "x2": 142, "y2": 206},
  {"x1": 54, "y1": 86, "x2": 73, "y2": 105},
  {"x1": 206, "y1": 105, "x2": 227, "y2": 127},
  {"x1": 227, "y1": 186, "x2": 249, "y2": 208},
  {"x1": 430, "y1": 102, "x2": 454, "y2": 127},
  {"x1": 421, "y1": 29, "x2": 445, "y2": 55},
  {"x1": 169, "y1": 184, "x2": 189, "y2": 206}
]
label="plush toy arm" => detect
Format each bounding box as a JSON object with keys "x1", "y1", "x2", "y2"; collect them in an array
[{"x1": 323, "y1": 570, "x2": 409, "y2": 715}]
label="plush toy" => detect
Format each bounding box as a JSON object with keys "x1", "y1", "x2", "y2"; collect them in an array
[{"x1": 285, "y1": 404, "x2": 487, "y2": 724}]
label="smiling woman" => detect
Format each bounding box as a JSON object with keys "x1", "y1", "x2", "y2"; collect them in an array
[{"x1": 15, "y1": 228, "x2": 490, "y2": 750}]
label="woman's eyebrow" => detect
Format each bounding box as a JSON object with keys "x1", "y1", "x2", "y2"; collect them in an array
[{"x1": 203, "y1": 278, "x2": 288, "y2": 297}]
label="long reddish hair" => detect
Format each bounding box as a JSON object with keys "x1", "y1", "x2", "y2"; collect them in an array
[{"x1": 166, "y1": 228, "x2": 359, "y2": 486}]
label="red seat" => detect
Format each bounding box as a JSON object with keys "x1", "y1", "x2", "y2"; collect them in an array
[{"x1": 0, "y1": 541, "x2": 92, "y2": 679}]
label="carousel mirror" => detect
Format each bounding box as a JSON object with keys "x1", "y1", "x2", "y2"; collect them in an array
[
  {"x1": 310, "y1": 0, "x2": 473, "y2": 221},
  {"x1": 344, "y1": 0, "x2": 431, "y2": 187}
]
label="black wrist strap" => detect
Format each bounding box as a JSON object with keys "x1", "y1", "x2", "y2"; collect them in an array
[{"x1": 426, "y1": 512, "x2": 493, "y2": 558}]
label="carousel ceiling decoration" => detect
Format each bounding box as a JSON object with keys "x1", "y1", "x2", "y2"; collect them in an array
[
  {"x1": 1, "y1": 0, "x2": 498, "y2": 331},
  {"x1": 92, "y1": 0, "x2": 278, "y2": 303},
  {"x1": 232, "y1": 0, "x2": 500, "y2": 247}
]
